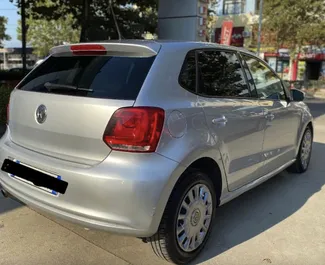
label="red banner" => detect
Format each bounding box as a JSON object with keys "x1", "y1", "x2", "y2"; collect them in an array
[
  {"x1": 215, "y1": 27, "x2": 244, "y2": 47},
  {"x1": 220, "y1": 21, "x2": 234, "y2": 46}
]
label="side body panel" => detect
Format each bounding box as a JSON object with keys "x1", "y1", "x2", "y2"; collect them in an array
[
  {"x1": 199, "y1": 97, "x2": 265, "y2": 191},
  {"x1": 259, "y1": 99, "x2": 302, "y2": 175}
]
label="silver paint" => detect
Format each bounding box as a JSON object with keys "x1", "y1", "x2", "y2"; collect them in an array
[{"x1": 0, "y1": 40, "x2": 314, "y2": 238}]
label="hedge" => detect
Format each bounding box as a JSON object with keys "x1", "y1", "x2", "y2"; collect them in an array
[
  {"x1": 0, "y1": 85, "x2": 14, "y2": 124},
  {"x1": 0, "y1": 71, "x2": 25, "y2": 81}
]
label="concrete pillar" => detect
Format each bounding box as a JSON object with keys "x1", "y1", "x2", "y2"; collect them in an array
[{"x1": 158, "y1": 0, "x2": 209, "y2": 41}]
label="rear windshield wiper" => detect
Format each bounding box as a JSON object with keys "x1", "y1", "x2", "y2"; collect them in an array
[{"x1": 44, "y1": 82, "x2": 94, "y2": 92}]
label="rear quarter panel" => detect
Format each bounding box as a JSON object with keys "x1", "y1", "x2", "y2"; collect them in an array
[{"x1": 135, "y1": 44, "x2": 228, "y2": 206}]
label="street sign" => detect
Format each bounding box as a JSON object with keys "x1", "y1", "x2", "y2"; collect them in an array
[{"x1": 220, "y1": 20, "x2": 233, "y2": 45}]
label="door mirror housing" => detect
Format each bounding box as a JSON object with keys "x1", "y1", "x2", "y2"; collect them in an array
[{"x1": 291, "y1": 89, "x2": 305, "y2": 102}]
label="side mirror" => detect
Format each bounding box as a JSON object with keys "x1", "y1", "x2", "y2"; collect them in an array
[{"x1": 291, "y1": 89, "x2": 305, "y2": 102}]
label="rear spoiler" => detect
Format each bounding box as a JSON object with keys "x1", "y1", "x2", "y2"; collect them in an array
[{"x1": 50, "y1": 42, "x2": 160, "y2": 57}]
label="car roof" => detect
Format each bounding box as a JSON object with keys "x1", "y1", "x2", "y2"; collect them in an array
[
  {"x1": 100, "y1": 39, "x2": 255, "y2": 52},
  {"x1": 53, "y1": 39, "x2": 257, "y2": 57}
]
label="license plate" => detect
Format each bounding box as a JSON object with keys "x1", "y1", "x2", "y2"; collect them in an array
[{"x1": 1, "y1": 159, "x2": 68, "y2": 195}]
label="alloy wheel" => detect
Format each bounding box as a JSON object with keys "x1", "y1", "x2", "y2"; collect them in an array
[{"x1": 300, "y1": 130, "x2": 312, "y2": 170}]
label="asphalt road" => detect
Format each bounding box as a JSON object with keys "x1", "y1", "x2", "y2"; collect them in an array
[{"x1": 1, "y1": 99, "x2": 325, "y2": 265}]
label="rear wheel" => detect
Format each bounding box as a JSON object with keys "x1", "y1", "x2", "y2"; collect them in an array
[
  {"x1": 149, "y1": 170, "x2": 216, "y2": 264},
  {"x1": 288, "y1": 127, "x2": 313, "y2": 173}
]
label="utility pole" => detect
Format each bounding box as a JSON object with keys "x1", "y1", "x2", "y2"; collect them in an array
[
  {"x1": 21, "y1": 0, "x2": 27, "y2": 74},
  {"x1": 257, "y1": 0, "x2": 263, "y2": 57}
]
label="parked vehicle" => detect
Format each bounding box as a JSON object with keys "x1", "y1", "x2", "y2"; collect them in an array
[{"x1": 0, "y1": 41, "x2": 313, "y2": 264}]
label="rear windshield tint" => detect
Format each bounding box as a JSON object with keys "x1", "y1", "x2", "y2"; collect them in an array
[{"x1": 17, "y1": 55, "x2": 156, "y2": 100}]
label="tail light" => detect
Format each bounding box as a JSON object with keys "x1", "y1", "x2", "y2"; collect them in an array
[{"x1": 103, "y1": 107, "x2": 165, "y2": 153}]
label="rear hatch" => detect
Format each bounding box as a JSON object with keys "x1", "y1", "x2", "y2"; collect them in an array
[{"x1": 8, "y1": 42, "x2": 159, "y2": 165}]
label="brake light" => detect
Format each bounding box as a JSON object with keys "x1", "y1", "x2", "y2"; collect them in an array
[
  {"x1": 70, "y1": 44, "x2": 106, "y2": 55},
  {"x1": 103, "y1": 107, "x2": 165, "y2": 153}
]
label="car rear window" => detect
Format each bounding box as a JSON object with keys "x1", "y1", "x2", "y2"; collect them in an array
[{"x1": 17, "y1": 54, "x2": 156, "y2": 100}]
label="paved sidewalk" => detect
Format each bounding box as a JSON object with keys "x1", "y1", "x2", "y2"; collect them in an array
[
  {"x1": 303, "y1": 88, "x2": 325, "y2": 99},
  {"x1": 0, "y1": 196, "x2": 129, "y2": 265}
]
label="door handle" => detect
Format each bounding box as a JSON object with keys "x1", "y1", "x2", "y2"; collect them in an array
[{"x1": 212, "y1": 116, "x2": 228, "y2": 125}]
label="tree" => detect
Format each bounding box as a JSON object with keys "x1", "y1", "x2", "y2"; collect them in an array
[
  {"x1": 262, "y1": 0, "x2": 325, "y2": 80},
  {"x1": 0, "y1": 16, "x2": 11, "y2": 48},
  {"x1": 207, "y1": 0, "x2": 218, "y2": 42},
  {"x1": 263, "y1": 0, "x2": 325, "y2": 55},
  {"x1": 11, "y1": 0, "x2": 157, "y2": 42},
  {"x1": 17, "y1": 15, "x2": 80, "y2": 57}
]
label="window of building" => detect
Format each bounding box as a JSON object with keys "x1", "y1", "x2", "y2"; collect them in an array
[
  {"x1": 197, "y1": 50, "x2": 250, "y2": 97},
  {"x1": 255, "y1": 0, "x2": 261, "y2": 13},
  {"x1": 223, "y1": 0, "x2": 246, "y2": 15},
  {"x1": 242, "y1": 54, "x2": 286, "y2": 100}
]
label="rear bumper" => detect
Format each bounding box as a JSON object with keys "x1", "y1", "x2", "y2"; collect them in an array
[{"x1": 0, "y1": 129, "x2": 183, "y2": 237}]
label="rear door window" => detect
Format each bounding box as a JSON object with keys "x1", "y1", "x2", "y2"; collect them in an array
[
  {"x1": 197, "y1": 50, "x2": 251, "y2": 97},
  {"x1": 17, "y1": 54, "x2": 156, "y2": 100}
]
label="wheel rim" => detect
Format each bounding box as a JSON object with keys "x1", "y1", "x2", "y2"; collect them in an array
[
  {"x1": 176, "y1": 183, "x2": 213, "y2": 252},
  {"x1": 300, "y1": 130, "x2": 312, "y2": 170}
]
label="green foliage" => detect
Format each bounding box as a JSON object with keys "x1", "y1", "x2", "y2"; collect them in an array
[
  {"x1": 0, "y1": 16, "x2": 11, "y2": 48},
  {"x1": 0, "y1": 85, "x2": 13, "y2": 125},
  {"x1": 263, "y1": 0, "x2": 325, "y2": 54},
  {"x1": 11, "y1": 0, "x2": 158, "y2": 42},
  {"x1": 17, "y1": 14, "x2": 80, "y2": 57}
]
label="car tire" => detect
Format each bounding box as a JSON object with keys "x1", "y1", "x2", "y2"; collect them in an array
[
  {"x1": 148, "y1": 170, "x2": 216, "y2": 264},
  {"x1": 288, "y1": 127, "x2": 313, "y2": 173}
]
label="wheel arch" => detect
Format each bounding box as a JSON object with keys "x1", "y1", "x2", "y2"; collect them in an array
[
  {"x1": 179, "y1": 157, "x2": 223, "y2": 206},
  {"x1": 296, "y1": 120, "x2": 314, "y2": 156}
]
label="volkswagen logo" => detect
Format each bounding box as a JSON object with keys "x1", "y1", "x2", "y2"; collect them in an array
[{"x1": 36, "y1": 105, "x2": 47, "y2": 124}]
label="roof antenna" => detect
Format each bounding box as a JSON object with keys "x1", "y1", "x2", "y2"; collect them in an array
[{"x1": 109, "y1": 0, "x2": 123, "y2": 40}]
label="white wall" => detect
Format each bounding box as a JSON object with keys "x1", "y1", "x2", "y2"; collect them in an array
[{"x1": 246, "y1": 0, "x2": 257, "y2": 14}]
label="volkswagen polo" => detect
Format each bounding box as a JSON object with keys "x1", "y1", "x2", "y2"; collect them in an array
[{"x1": 0, "y1": 41, "x2": 313, "y2": 264}]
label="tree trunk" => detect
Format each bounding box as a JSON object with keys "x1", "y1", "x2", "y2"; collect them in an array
[{"x1": 79, "y1": 0, "x2": 90, "y2": 42}]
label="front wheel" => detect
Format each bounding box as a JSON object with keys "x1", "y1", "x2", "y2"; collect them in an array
[
  {"x1": 149, "y1": 170, "x2": 216, "y2": 264},
  {"x1": 288, "y1": 127, "x2": 313, "y2": 173}
]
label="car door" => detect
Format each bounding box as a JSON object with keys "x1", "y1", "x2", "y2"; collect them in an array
[
  {"x1": 241, "y1": 54, "x2": 301, "y2": 175},
  {"x1": 197, "y1": 49, "x2": 266, "y2": 191}
]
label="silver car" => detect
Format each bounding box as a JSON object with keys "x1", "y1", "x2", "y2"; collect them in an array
[{"x1": 0, "y1": 41, "x2": 313, "y2": 264}]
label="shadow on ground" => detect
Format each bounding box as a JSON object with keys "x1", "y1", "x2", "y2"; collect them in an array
[
  {"x1": 194, "y1": 141, "x2": 325, "y2": 264},
  {"x1": 306, "y1": 100, "x2": 325, "y2": 119},
  {"x1": 0, "y1": 193, "x2": 22, "y2": 215}
]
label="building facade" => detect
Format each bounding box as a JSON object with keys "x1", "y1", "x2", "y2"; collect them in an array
[
  {"x1": 213, "y1": 0, "x2": 259, "y2": 48},
  {"x1": 158, "y1": 0, "x2": 210, "y2": 42},
  {"x1": 0, "y1": 48, "x2": 37, "y2": 70}
]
